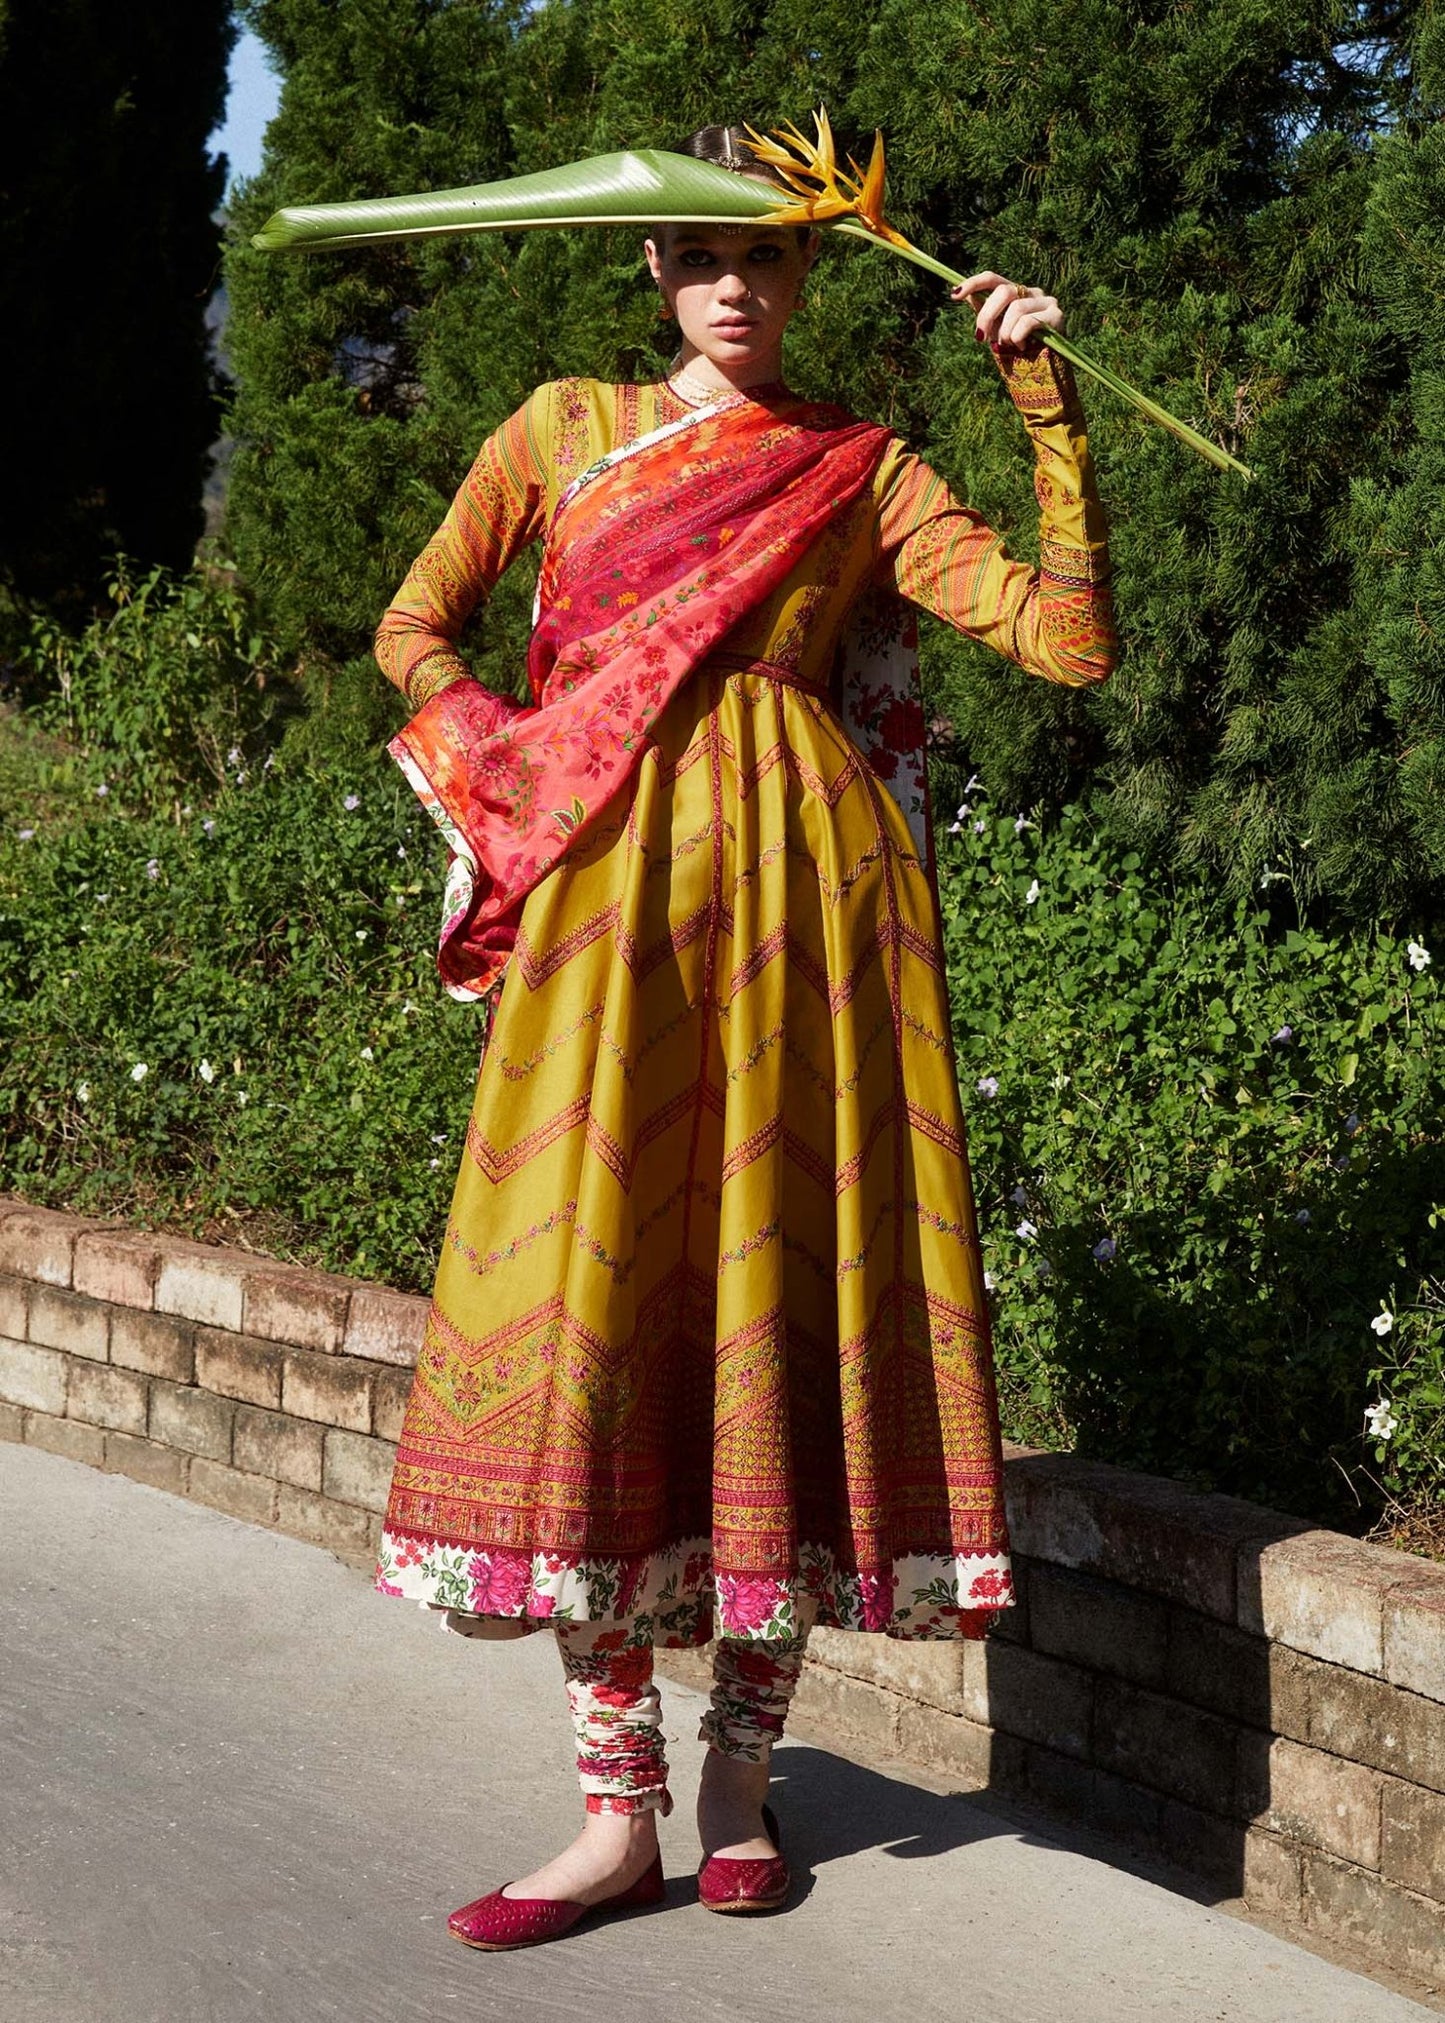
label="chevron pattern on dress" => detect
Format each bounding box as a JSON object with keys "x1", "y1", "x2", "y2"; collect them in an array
[{"x1": 382, "y1": 658, "x2": 1009, "y2": 1636}]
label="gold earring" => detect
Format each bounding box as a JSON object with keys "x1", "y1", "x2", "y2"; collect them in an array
[{"x1": 657, "y1": 295, "x2": 675, "y2": 322}]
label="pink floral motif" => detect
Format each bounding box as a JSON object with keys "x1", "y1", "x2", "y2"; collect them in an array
[
  {"x1": 467, "y1": 1549, "x2": 532, "y2": 1614},
  {"x1": 717, "y1": 1573, "x2": 785, "y2": 1634},
  {"x1": 857, "y1": 1569, "x2": 893, "y2": 1632},
  {"x1": 969, "y1": 1569, "x2": 1013, "y2": 1601},
  {"x1": 528, "y1": 1590, "x2": 557, "y2": 1617},
  {"x1": 614, "y1": 1554, "x2": 649, "y2": 1617}
]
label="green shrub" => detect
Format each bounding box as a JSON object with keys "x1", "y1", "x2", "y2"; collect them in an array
[
  {"x1": 24, "y1": 559, "x2": 281, "y2": 808},
  {"x1": 1364, "y1": 1278, "x2": 1445, "y2": 1527},
  {"x1": 0, "y1": 738, "x2": 484, "y2": 1286},
  {"x1": 3, "y1": 561, "x2": 1442, "y2": 1534},
  {"x1": 937, "y1": 791, "x2": 1444, "y2": 1526}
]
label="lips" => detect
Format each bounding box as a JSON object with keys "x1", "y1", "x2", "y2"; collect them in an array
[{"x1": 711, "y1": 319, "x2": 757, "y2": 338}]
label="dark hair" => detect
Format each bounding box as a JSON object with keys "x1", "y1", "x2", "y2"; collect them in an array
[
  {"x1": 678, "y1": 124, "x2": 792, "y2": 192},
  {"x1": 673, "y1": 124, "x2": 811, "y2": 245}
]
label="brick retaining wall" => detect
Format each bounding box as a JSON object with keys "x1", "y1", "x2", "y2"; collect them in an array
[{"x1": 0, "y1": 1195, "x2": 1441, "y2": 1982}]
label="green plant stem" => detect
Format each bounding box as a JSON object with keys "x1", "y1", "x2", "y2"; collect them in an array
[{"x1": 835, "y1": 221, "x2": 1253, "y2": 479}]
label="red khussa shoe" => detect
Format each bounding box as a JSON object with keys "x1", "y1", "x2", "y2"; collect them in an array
[
  {"x1": 448, "y1": 1849, "x2": 666, "y2": 1952},
  {"x1": 697, "y1": 1802, "x2": 791, "y2": 1913}
]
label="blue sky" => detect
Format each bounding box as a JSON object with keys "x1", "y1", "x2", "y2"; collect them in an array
[{"x1": 209, "y1": 28, "x2": 282, "y2": 191}]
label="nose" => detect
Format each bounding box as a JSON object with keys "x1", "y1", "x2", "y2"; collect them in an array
[{"x1": 716, "y1": 265, "x2": 752, "y2": 302}]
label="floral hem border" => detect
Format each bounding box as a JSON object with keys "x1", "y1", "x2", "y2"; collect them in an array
[{"x1": 376, "y1": 1528, "x2": 1012, "y2": 1645}]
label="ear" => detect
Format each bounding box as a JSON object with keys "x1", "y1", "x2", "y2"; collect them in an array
[
  {"x1": 800, "y1": 228, "x2": 823, "y2": 276},
  {"x1": 643, "y1": 234, "x2": 664, "y2": 284}
]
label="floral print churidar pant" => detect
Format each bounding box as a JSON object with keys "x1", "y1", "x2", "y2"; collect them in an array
[{"x1": 372, "y1": 354, "x2": 1116, "y2": 1804}]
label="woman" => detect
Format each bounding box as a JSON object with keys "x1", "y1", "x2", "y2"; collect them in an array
[{"x1": 372, "y1": 124, "x2": 1116, "y2": 1950}]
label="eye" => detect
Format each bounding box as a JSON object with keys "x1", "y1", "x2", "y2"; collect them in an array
[
  {"x1": 678, "y1": 247, "x2": 716, "y2": 268},
  {"x1": 748, "y1": 244, "x2": 784, "y2": 264}
]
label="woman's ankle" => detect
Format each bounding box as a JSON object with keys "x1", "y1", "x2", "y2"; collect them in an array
[{"x1": 581, "y1": 1803, "x2": 662, "y2": 1847}]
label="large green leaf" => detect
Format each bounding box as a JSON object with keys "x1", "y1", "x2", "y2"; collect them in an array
[
  {"x1": 251, "y1": 150, "x2": 778, "y2": 252},
  {"x1": 251, "y1": 143, "x2": 1250, "y2": 478}
]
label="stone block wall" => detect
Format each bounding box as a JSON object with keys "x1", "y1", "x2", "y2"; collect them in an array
[
  {"x1": 1, "y1": 1195, "x2": 1441, "y2": 1983},
  {"x1": 0, "y1": 1199, "x2": 419, "y2": 1563},
  {"x1": 783, "y1": 1454, "x2": 1445, "y2": 1985}
]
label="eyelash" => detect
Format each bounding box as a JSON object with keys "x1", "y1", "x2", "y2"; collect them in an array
[{"x1": 677, "y1": 246, "x2": 784, "y2": 269}]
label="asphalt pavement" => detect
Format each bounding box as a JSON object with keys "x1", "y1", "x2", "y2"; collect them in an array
[{"x1": 1, "y1": 1440, "x2": 1438, "y2": 2023}]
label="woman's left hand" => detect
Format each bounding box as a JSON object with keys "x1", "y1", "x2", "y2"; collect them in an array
[{"x1": 950, "y1": 272, "x2": 1065, "y2": 355}]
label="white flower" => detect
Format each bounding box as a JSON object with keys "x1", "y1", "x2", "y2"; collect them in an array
[
  {"x1": 947, "y1": 819, "x2": 964, "y2": 835},
  {"x1": 201, "y1": 819, "x2": 216, "y2": 837},
  {"x1": 1370, "y1": 1310, "x2": 1394, "y2": 1337},
  {"x1": 982, "y1": 1269, "x2": 996, "y2": 1291},
  {"x1": 402, "y1": 1000, "x2": 419, "y2": 1016},
  {"x1": 95, "y1": 893, "x2": 109, "y2": 905},
  {"x1": 1092, "y1": 1237, "x2": 1117, "y2": 1262},
  {"x1": 430, "y1": 1133, "x2": 447, "y2": 1145},
  {"x1": 976, "y1": 1075, "x2": 999, "y2": 1099},
  {"x1": 1036, "y1": 1256, "x2": 1054, "y2": 1278},
  {"x1": 237, "y1": 1091, "x2": 249, "y2": 1107},
  {"x1": 198, "y1": 1059, "x2": 216, "y2": 1084},
  {"x1": 343, "y1": 793, "x2": 361, "y2": 812},
  {"x1": 965, "y1": 775, "x2": 982, "y2": 796},
  {"x1": 130, "y1": 1063, "x2": 148, "y2": 1082},
  {"x1": 1024, "y1": 879, "x2": 1040, "y2": 905},
  {"x1": 1408, "y1": 940, "x2": 1431, "y2": 972},
  {"x1": 429, "y1": 1157, "x2": 441, "y2": 1170},
  {"x1": 973, "y1": 818, "x2": 986, "y2": 834},
  {"x1": 1294, "y1": 1208, "x2": 1311, "y2": 1226},
  {"x1": 75, "y1": 1082, "x2": 90, "y2": 1103},
  {"x1": 1014, "y1": 813, "x2": 1035, "y2": 835},
  {"x1": 94, "y1": 783, "x2": 109, "y2": 798},
  {"x1": 1016, "y1": 1219, "x2": 1038, "y2": 1241},
  {"x1": 145, "y1": 859, "x2": 160, "y2": 880},
  {"x1": 1051, "y1": 1071, "x2": 1071, "y2": 1092},
  {"x1": 396, "y1": 843, "x2": 408, "y2": 859},
  {"x1": 1364, "y1": 1399, "x2": 1397, "y2": 1442},
  {"x1": 16, "y1": 828, "x2": 35, "y2": 842},
  {"x1": 1010, "y1": 1183, "x2": 1029, "y2": 1207},
  {"x1": 227, "y1": 746, "x2": 242, "y2": 767},
  {"x1": 359, "y1": 1046, "x2": 374, "y2": 1062},
  {"x1": 355, "y1": 929, "x2": 368, "y2": 941}
]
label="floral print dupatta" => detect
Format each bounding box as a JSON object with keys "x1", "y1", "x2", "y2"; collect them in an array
[{"x1": 389, "y1": 392, "x2": 892, "y2": 1002}]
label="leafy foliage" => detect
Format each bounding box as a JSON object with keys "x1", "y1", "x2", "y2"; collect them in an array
[
  {"x1": 3, "y1": 561, "x2": 1442, "y2": 1531},
  {"x1": 938, "y1": 788, "x2": 1444, "y2": 1525},
  {"x1": 24, "y1": 561, "x2": 281, "y2": 807},
  {"x1": 222, "y1": 0, "x2": 1445, "y2": 921}
]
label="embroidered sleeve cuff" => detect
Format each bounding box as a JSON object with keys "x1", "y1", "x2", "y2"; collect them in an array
[
  {"x1": 995, "y1": 347, "x2": 1081, "y2": 422},
  {"x1": 405, "y1": 653, "x2": 476, "y2": 710}
]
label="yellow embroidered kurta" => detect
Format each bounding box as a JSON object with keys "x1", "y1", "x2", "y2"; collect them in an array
[{"x1": 374, "y1": 356, "x2": 1116, "y2": 1644}]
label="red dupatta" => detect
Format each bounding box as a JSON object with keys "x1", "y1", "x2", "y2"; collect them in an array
[{"x1": 390, "y1": 389, "x2": 891, "y2": 1001}]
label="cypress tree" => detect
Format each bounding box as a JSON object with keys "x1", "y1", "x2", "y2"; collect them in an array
[
  {"x1": 0, "y1": 0, "x2": 234, "y2": 618},
  {"x1": 223, "y1": 0, "x2": 522, "y2": 687},
  {"x1": 850, "y1": 0, "x2": 1422, "y2": 913},
  {"x1": 1303, "y1": 5, "x2": 1445, "y2": 906},
  {"x1": 225, "y1": 0, "x2": 1442, "y2": 922}
]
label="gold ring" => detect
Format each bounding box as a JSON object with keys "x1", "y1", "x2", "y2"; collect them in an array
[{"x1": 1014, "y1": 282, "x2": 1029, "y2": 301}]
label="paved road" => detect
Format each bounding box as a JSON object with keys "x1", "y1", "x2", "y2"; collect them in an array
[{"x1": 1, "y1": 1441, "x2": 1438, "y2": 2023}]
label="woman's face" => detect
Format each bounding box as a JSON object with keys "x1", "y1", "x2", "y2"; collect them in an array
[{"x1": 644, "y1": 223, "x2": 817, "y2": 374}]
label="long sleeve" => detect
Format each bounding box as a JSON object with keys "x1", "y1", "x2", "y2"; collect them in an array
[
  {"x1": 876, "y1": 350, "x2": 1117, "y2": 688},
  {"x1": 374, "y1": 385, "x2": 552, "y2": 714}
]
